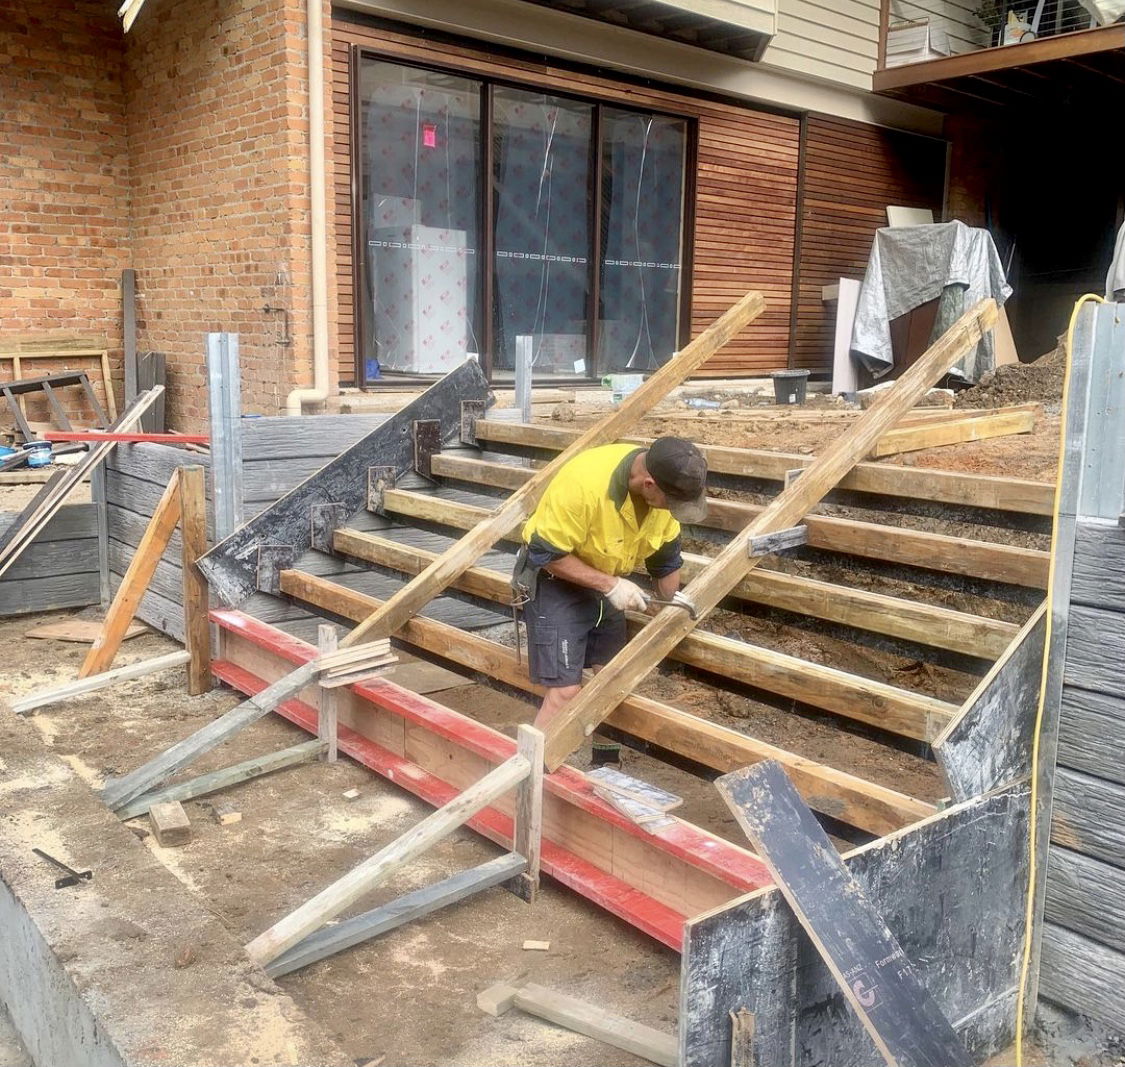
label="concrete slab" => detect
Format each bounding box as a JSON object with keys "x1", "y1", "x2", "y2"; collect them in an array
[{"x1": 0, "y1": 715, "x2": 352, "y2": 1067}]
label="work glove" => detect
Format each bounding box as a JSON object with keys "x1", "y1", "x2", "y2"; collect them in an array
[{"x1": 605, "y1": 577, "x2": 649, "y2": 613}]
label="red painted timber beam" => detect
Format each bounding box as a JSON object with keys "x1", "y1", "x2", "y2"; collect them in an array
[{"x1": 211, "y1": 609, "x2": 773, "y2": 950}]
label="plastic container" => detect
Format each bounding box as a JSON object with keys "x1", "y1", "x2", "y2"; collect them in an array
[
  {"x1": 601, "y1": 373, "x2": 643, "y2": 405},
  {"x1": 21, "y1": 441, "x2": 53, "y2": 468},
  {"x1": 771, "y1": 369, "x2": 810, "y2": 406}
]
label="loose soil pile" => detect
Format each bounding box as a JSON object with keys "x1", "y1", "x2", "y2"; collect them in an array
[{"x1": 954, "y1": 340, "x2": 1066, "y2": 410}]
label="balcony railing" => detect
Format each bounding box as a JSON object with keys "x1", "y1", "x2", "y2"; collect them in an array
[{"x1": 877, "y1": 0, "x2": 1124, "y2": 70}]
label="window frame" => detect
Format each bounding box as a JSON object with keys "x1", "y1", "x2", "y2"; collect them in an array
[{"x1": 350, "y1": 43, "x2": 697, "y2": 387}]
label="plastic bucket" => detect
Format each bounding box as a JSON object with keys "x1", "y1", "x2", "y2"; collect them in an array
[
  {"x1": 21, "y1": 441, "x2": 53, "y2": 468},
  {"x1": 771, "y1": 369, "x2": 810, "y2": 406}
]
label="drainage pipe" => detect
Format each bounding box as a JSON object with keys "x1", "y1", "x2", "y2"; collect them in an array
[{"x1": 286, "y1": 0, "x2": 331, "y2": 415}]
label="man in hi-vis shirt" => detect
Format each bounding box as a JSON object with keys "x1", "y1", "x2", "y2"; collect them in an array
[{"x1": 512, "y1": 437, "x2": 708, "y2": 736}]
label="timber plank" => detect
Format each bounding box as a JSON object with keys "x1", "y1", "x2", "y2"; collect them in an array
[
  {"x1": 542, "y1": 302, "x2": 999, "y2": 770},
  {"x1": 268, "y1": 854, "x2": 526, "y2": 978},
  {"x1": 81, "y1": 470, "x2": 182, "y2": 677},
  {"x1": 868, "y1": 410, "x2": 1035, "y2": 459},
  {"x1": 370, "y1": 496, "x2": 1017, "y2": 658},
  {"x1": 716, "y1": 761, "x2": 973, "y2": 1067},
  {"x1": 471, "y1": 418, "x2": 1053, "y2": 515},
  {"x1": 427, "y1": 455, "x2": 1049, "y2": 588},
  {"x1": 320, "y1": 537, "x2": 955, "y2": 741},
  {"x1": 278, "y1": 569, "x2": 934, "y2": 835},
  {"x1": 244, "y1": 753, "x2": 531, "y2": 966}
]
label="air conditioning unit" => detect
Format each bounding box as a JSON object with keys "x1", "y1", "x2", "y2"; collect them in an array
[{"x1": 885, "y1": 18, "x2": 951, "y2": 66}]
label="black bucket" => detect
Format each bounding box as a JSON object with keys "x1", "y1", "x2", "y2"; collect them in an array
[{"x1": 771, "y1": 369, "x2": 810, "y2": 406}]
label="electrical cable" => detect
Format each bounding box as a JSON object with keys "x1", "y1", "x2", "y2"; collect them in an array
[{"x1": 1013, "y1": 292, "x2": 1105, "y2": 1066}]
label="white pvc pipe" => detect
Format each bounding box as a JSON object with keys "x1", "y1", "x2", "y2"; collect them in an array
[{"x1": 286, "y1": 0, "x2": 332, "y2": 415}]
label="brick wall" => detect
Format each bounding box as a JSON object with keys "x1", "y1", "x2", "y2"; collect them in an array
[
  {"x1": 123, "y1": 0, "x2": 324, "y2": 430},
  {"x1": 0, "y1": 2, "x2": 129, "y2": 429}
]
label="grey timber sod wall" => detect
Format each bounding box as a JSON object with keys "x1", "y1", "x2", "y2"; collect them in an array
[
  {"x1": 103, "y1": 415, "x2": 391, "y2": 642},
  {"x1": 1038, "y1": 303, "x2": 1125, "y2": 1038},
  {"x1": 0, "y1": 503, "x2": 99, "y2": 616},
  {"x1": 681, "y1": 784, "x2": 1030, "y2": 1067}
]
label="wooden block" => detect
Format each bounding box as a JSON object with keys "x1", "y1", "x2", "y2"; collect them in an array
[
  {"x1": 149, "y1": 800, "x2": 192, "y2": 847},
  {"x1": 477, "y1": 981, "x2": 521, "y2": 1017},
  {"x1": 210, "y1": 801, "x2": 242, "y2": 826},
  {"x1": 522, "y1": 940, "x2": 551, "y2": 951},
  {"x1": 716, "y1": 761, "x2": 972, "y2": 1067}
]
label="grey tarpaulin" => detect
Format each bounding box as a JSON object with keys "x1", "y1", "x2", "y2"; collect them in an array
[
  {"x1": 1105, "y1": 220, "x2": 1125, "y2": 300},
  {"x1": 851, "y1": 220, "x2": 1012, "y2": 383}
]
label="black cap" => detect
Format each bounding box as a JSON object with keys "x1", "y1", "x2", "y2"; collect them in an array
[{"x1": 646, "y1": 437, "x2": 709, "y2": 524}]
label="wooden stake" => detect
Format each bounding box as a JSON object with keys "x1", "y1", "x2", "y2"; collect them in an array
[
  {"x1": 244, "y1": 751, "x2": 532, "y2": 966},
  {"x1": 81, "y1": 469, "x2": 182, "y2": 678},
  {"x1": 337, "y1": 290, "x2": 766, "y2": 650},
  {"x1": 510, "y1": 725, "x2": 544, "y2": 902},
  {"x1": 317, "y1": 624, "x2": 339, "y2": 762},
  {"x1": 11, "y1": 650, "x2": 191, "y2": 715},
  {"x1": 541, "y1": 299, "x2": 999, "y2": 771},
  {"x1": 179, "y1": 464, "x2": 211, "y2": 696}
]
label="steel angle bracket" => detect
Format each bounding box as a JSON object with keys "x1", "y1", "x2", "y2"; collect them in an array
[
  {"x1": 256, "y1": 544, "x2": 299, "y2": 595},
  {"x1": 413, "y1": 419, "x2": 441, "y2": 479},
  {"x1": 747, "y1": 525, "x2": 808, "y2": 557},
  {"x1": 460, "y1": 399, "x2": 488, "y2": 445},
  {"x1": 367, "y1": 466, "x2": 397, "y2": 513},
  {"x1": 310, "y1": 502, "x2": 351, "y2": 553}
]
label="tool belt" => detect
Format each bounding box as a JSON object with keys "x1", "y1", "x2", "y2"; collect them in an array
[{"x1": 511, "y1": 544, "x2": 540, "y2": 605}]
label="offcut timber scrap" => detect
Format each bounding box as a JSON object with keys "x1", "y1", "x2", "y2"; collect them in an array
[
  {"x1": 540, "y1": 298, "x2": 999, "y2": 770},
  {"x1": 716, "y1": 760, "x2": 972, "y2": 1067},
  {"x1": 477, "y1": 979, "x2": 677, "y2": 1067}
]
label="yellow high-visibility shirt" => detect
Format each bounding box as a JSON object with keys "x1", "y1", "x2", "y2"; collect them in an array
[{"x1": 522, "y1": 443, "x2": 681, "y2": 577}]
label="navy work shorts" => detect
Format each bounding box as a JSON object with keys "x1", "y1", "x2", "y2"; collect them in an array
[{"x1": 523, "y1": 574, "x2": 627, "y2": 688}]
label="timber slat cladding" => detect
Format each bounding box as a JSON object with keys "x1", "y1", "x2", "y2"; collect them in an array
[
  {"x1": 330, "y1": 15, "x2": 798, "y2": 381},
  {"x1": 793, "y1": 116, "x2": 947, "y2": 373}
]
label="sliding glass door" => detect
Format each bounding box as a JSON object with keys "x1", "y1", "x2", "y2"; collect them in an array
[{"x1": 355, "y1": 53, "x2": 689, "y2": 383}]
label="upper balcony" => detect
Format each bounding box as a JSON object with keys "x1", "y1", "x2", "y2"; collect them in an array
[{"x1": 873, "y1": 0, "x2": 1125, "y2": 111}]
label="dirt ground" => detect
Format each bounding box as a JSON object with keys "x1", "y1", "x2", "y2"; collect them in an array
[
  {"x1": 1, "y1": 619, "x2": 684, "y2": 1066},
  {"x1": 0, "y1": 354, "x2": 1078, "y2": 1064}
]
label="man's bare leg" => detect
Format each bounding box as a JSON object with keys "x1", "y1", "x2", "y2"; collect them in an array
[{"x1": 534, "y1": 683, "x2": 580, "y2": 732}]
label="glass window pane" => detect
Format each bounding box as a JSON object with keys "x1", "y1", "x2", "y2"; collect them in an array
[
  {"x1": 598, "y1": 110, "x2": 687, "y2": 372},
  {"x1": 358, "y1": 60, "x2": 482, "y2": 376},
  {"x1": 493, "y1": 89, "x2": 593, "y2": 378}
]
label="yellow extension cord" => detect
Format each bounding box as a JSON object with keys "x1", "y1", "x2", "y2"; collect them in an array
[{"x1": 1013, "y1": 292, "x2": 1106, "y2": 1065}]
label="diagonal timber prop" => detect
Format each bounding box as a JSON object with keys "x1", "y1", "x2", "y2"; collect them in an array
[
  {"x1": 540, "y1": 299, "x2": 1000, "y2": 771},
  {"x1": 336, "y1": 289, "x2": 766, "y2": 655}
]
